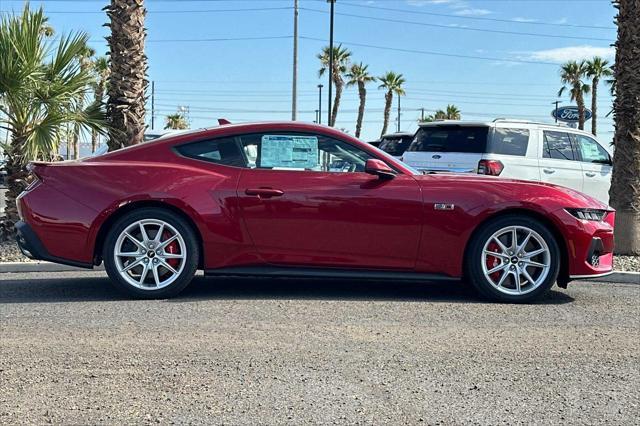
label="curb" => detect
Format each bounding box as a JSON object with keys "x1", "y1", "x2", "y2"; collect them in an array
[
  {"x1": 0, "y1": 262, "x2": 104, "y2": 274},
  {"x1": 0, "y1": 262, "x2": 636, "y2": 284}
]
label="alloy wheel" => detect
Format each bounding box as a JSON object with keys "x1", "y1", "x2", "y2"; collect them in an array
[
  {"x1": 113, "y1": 219, "x2": 187, "y2": 290},
  {"x1": 481, "y1": 225, "x2": 551, "y2": 296}
]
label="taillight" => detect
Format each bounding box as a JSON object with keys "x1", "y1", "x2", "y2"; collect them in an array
[{"x1": 478, "y1": 159, "x2": 504, "y2": 176}]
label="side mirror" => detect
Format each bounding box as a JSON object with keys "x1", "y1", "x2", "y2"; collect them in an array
[{"x1": 365, "y1": 159, "x2": 397, "y2": 180}]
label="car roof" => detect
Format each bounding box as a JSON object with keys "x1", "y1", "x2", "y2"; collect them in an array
[
  {"x1": 381, "y1": 131, "x2": 414, "y2": 138},
  {"x1": 416, "y1": 119, "x2": 601, "y2": 137}
]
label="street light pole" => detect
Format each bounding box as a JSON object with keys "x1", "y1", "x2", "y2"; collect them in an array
[
  {"x1": 291, "y1": 0, "x2": 298, "y2": 121},
  {"x1": 327, "y1": 0, "x2": 335, "y2": 126},
  {"x1": 397, "y1": 95, "x2": 401, "y2": 132},
  {"x1": 552, "y1": 100, "x2": 562, "y2": 123},
  {"x1": 317, "y1": 84, "x2": 323, "y2": 124}
]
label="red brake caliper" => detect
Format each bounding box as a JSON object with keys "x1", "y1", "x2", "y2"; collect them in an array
[
  {"x1": 163, "y1": 230, "x2": 180, "y2": 269},
  {"x1": 486, "y1": 242, "x2": 501, "y2": 281}
]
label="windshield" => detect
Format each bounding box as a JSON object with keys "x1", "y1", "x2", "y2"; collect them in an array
[
  {"x1": 378, "y1": 135, "x2": 414, "y2": 156},
  {"x1": 408, "y1": 126, "x2": 489, "y2": 153}
]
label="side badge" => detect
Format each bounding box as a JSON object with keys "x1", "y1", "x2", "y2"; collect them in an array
[{"x1": 434, "y1": 203, "x2": 455, "y2": 211}]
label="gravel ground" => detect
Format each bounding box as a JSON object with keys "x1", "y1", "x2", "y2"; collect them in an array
[
  {"x1": 0, "y1": 272, "x2": 638, "y2": 424},
  {"x1": 2, "y1": 240, "x2": 638, "y2": 272}
]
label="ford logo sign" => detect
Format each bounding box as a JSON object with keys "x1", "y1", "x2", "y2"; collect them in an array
[
  {"x1": 432, "y1": 154, "x2": 442, "y2": 159},
  {"x1": 552, "y1": 106, "x2": 592, "y2": 123}
]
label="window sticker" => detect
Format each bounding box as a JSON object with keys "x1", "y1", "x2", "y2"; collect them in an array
[{"x1": 261, "y1": 135, "x2": 319, "y2": 169}]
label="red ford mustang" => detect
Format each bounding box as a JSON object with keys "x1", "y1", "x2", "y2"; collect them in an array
[{"x1": 16, "y1": 122, "x2": 614, "y2": 302}]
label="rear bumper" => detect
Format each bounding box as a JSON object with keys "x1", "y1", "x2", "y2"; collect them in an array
[{"x1": 15, "y1": 221, "x2": 94, "y2": 269}]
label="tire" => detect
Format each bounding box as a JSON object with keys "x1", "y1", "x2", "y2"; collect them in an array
[
  {"x1": 465, "y1": 215, "x2": 561, "y2": 303},
  {"x1": 103, "y1": 208, "x2": 199, "y2": 299}
]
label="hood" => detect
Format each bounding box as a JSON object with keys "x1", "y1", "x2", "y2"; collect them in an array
[{"x1": 413, "y1": 172, "x2": 610, "y2": 210}]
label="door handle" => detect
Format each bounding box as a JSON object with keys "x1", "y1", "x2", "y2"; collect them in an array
[
  {"x1": 543, "y1": 168, "x2": 556, "y2": 174},
  {"x1": 245, "y1": 188, "x2": 284, "y2": 198},
  {"x1": 585, "y1": 172, "x2": 596, "y2": 177}
]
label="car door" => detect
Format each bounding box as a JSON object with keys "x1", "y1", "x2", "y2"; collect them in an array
[
  {"x1": 571, "y1": 133, "x2": 613, "y2": 203},
  {"x1": 235, "y1": 131, "x2": 424, "y2": 270},
  {"x1": 538, "y1": 130, "x2": 584, "y2": 192}
]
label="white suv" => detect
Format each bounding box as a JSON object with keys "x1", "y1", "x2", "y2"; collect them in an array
[{"x1": 401, "y1": 119, "x2": 613, "y2": 203}]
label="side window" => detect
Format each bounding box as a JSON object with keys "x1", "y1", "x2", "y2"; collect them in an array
[
  {"x1": 543, "y1": 131, "x2": 576, "y2": 161},
  {"x1": 488, "y1": 128, "x2": 529, "y2": 156},
  {"x1": 238, "y1": 133, "x2": 373, "y2": 173},
  {"x1": 175, "y1": 137, "x2": 246, "y2": 167},
  {"x1": 573, "y1": 134, "x2": 611, "y2": 164}
]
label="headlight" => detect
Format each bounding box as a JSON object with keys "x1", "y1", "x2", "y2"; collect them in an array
[{"x1": 566, "y1": 208, "x2": 608, "y2": 221}]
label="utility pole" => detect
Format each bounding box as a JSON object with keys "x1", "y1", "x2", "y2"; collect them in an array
[
  {"x1": 327, "y1": 0, "x2": 336, "y2": 126},
  {"x1": 397, "y1": 95, "x2": 401, "y2": 132},
  {"x1": 552, "y1": 100, "x2": 561, "y2": 123},
  {"x1": 314, "y1": 110, "x2": 319, "y2": 123},
  {"x1": 291, "y1": 0, "x2": 298, "y2": 121},
  {"x1": 317, "y1": 84, "x2": 323, "y2": 124},
  {"x1": 151, "y1": 81, "x2": 155, "y2": 129},
  {"x1": 420, "y1": 107, "x2": 425, "y2": 121}
]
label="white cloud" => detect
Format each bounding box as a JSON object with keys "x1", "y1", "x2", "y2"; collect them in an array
[
  {"x1": 524, "y1": 45, "x2": 615, "y2": 63},
  {"x1": 511, "y1": 17, "x2": 538, "y2": 23},
  {"x1": 554, "y1": 17, "x2": 568, "y2": 24},
  {"x1": 454, "y1": 8, "x2": 492, "y2": 16},
  {"x1": 406, "y1": 0, "x2": 455, "y2": 5}
]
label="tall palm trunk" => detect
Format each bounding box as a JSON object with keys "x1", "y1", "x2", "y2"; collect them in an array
[
  {"x1": 330, "y1": 72, "x2": 343, "y2": 127},
  {"x1": 3, "y1": 134, "x2": 29, "y2": 224},
  {"x1": 91, "y1": 85, "x2": 105, "y2": 153},
  {"x1": 105, "y1": 0, "x2": 148, "y2": 150},
  {"x1": 577, "y1": 90, "x2": 586, "y2": 130},
  {"x1": 610, "y1": 0, "x2": 640, "y2": 254},
  {"x1": 380, "y1": 91, "x2": 393, "y2": 137},
  {"x1": 355, "y1": 82, "x2": 366, "y2": 138},
  {"x1": 591, "y1": 76, "x2": 599, "y2": 136}
]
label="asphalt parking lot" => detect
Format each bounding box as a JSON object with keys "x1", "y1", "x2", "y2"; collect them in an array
[{"x1": 0, "y1": 272, "x2": 638, "y2": 424}]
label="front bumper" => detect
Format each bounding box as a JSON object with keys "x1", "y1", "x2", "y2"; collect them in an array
[{"x1": 15, "y1": 221, "x2": 93, "y2": 269}]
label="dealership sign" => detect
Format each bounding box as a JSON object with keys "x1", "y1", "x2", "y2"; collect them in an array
[{"x1": 552, "y1": 106, "x2": 592, "y2": 123}]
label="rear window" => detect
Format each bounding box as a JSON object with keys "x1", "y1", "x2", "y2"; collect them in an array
[
  {"x1": 176, "y1": 137, "x2": 247, "y2": 167},
  {"x1": 408, "y1": 126, "x2": 489, "y2": 153},
  {"x1": 408, "y1": 126, "x2": 529, "y2": 156},
  {"x1": 378, "y1": 136, "x2": 414, "y2": 156}
]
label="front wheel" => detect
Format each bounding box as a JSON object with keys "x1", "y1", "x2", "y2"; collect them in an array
[
  {"x1": 103, "y1": 208, "x2": 199, "y2": 299},
  {"x1": 465, "y1": 215, "x2": 561, "y2": 303}
]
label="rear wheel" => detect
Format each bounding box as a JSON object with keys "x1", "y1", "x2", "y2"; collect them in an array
[
  {"x1": 103, "y1": 208, "x2": 199, "y2": 299},
  {"x1": 465, "y1": 215, "x2": 560, "y2": 303}
]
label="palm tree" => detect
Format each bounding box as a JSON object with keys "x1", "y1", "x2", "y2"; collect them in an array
[
  {"x1": 609, "y1": 0, "x2": 640, "y2": 255},
  {"x1": 164, "y1": 112, "x2": 188, "y2": 130},
  {"x1": 91, "y1": 56, "x2": 110, "y2": 153},
  {"x1": 345, "y1": 62, "x2": 375, "y2": 138},
  {"x1": 585, "y1": 57, "x2": 613, "y2": 136},
  {"x1": 71, "y1": 45, "x2": 96, "y2": 159},
  {"x1": 445, "y1": 104, "x2": 461, "y2": 120},
  {"x1": 558, "y1": 60, "x2": 590, "y2": 130},
  {"x1": 378, "y1": 72, "x2": 406, "y2": 137},
  {"x1": 0, "y1": 6, "x2": 108, "y2": 226},
  {"x1": 318, "y1": 44, "x2": 351, "y2": 127},
  {"x1": 105, "y1": 0, "x2": 148, "y2": 150}
]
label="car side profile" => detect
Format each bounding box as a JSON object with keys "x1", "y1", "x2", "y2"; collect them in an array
[
  {"x1": 401, "y1": 119, "x2": 613, "y2": 204},
  {"x1": 16, "y1": 122, "x2": 614, "y2": 302}
]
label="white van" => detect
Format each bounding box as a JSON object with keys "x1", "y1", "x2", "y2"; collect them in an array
[{"x1": 401, "y1": 119, "x2": 613, "y2": 204}]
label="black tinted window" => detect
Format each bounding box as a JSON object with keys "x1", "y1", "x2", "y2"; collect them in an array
[
  {"x1": 488, "y1": 128, "x2": 529, "y2": 156},
  {"x1": 176, "y1": 137, "x2": 246, "y2": 167},
  {"x1": 378, "y1": 136, "x2": 414, "y2": 156},
  {"x1": 408, "y1": 126, "x2": 488, "y2": 153},
  {"x1": 543, "y1": 131, "x2": 576, "y2": 161}
]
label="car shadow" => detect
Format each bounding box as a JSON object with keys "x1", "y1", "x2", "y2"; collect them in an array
[{"x1": 0, "y1": 274, "x2": 575, "y2": 305}]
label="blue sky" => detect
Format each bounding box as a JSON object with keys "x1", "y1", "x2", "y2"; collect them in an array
[{"x1": 1, "y1": 0, "x2": 618, "y2": 144}]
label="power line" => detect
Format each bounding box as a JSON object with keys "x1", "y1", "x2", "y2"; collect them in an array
[
  {"x1": 301, "y1": 7, "x2": 614, "y2": 42},
  {"x1": 1, "y1": 6, "x2": 292, "y2": 14},
  {"x1": 300, "y1": 36, "x2": 559, "y2": 66},
  {"x1": 338, "y1": 1, "x2": 616, "y2": 30}
]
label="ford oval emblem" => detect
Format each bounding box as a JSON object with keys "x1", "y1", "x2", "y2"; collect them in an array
[
  {"x1": 432, "y1": 154, "x2": 442, "y2": 159},
  {"x1": 552, "y1": 106, "x2": 592, "y2": 123}
]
